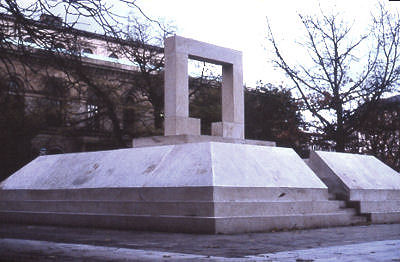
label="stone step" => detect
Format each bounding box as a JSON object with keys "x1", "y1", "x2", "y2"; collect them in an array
[
  {"x1": 0, "y1": 188, "x2": 214, "y2": 202},
  {"x1": 369, "y1": 212, "x2": 400, "y2": 223},
  {"x1": 214, "y1": 201, "x2": 349, "y2": 216},
  {"x1": 0, "y1": 211, "x2": 367, "y2": 234},
  {"x1": 0, "y1": 187, "x2": 330, "y2": 202},
  {"x1": 349, "y1": 189, "x2": 400, "y2": 201},
  {"x1": 359, "y1": 201, "x2": 400, "y2": 213},
  {"x1": 213, "y1": 187, "x2": 330, "y2": 201},
  {"x1": 328, "y1": 193, "x2": 336, "y2": 200},
  {"x1": 0, "y1": 200, "x2": 213, "y2": 217},
  {"x1": 0, "y1": 200, "x2": 349, "y2": 217},
  {"x1": 215, "y1": 213, "x2": 367, "y2": 234}
]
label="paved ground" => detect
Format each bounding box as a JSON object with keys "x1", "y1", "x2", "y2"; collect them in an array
[{"x1": 0, "y1": 223, "x2": 399, "y2": 261}]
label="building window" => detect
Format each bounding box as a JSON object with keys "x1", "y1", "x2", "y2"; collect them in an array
[
  {"x1": 123, "y1": 107, "x2": 136, "y2": 131},
  {"x1": 43, "y1": 98, "x2": 63, "y2": 127},
  {"x1": 6, "y1": 79, "x2": 23, "y2": 95},
  {"x1": 86, "y1": 103, "x2": 98, "y2": 118},
  {"x1": 42, "y1": 77, "x2": 67, "y2": 127},
  {"x1": 54, "y1": 43, "x2": 66, "y2": 50},
  {"x1": 109, "y1": 53, "x2": 118, "y2": 59},
  {"x1": 86, "y1": 88, "x2": 100, "y2": 131},
  {"x1": 82, "y1": 48, "x2": 93, "y2": 54},
  {"x1": 44, "y1": 77, "x2": 67, "y2": 97},
  {"x1": 23, "y1": 37, "x2": 35, "y2": 43},
  {"x1": 2, "y1": 78, "x2": 24, "y2": 110}
]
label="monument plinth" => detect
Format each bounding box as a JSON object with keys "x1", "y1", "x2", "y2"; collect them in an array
[
  {"x1": 308, "y1": 151, "x2": 400, "y2": 223},
  {"x1": 0, "y1": 36, "x2": 382, "y2": 233}
]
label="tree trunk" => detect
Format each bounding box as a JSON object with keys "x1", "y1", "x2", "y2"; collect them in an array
[
  {"x1": 335, "y1": 106, "x2": 345, "y2": 152},
  {"x1": 153, "y1": 105, "x2": 163, "y2": 130}
]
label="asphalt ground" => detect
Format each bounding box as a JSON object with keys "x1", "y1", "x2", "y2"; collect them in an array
[{"x1": 0, "y1": 223, "x2": 399, "y2": 261}]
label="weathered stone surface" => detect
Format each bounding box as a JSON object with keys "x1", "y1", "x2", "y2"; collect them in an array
[
  {"x1": 1, "y1": 142, "x2": 325, "y2": 190},
  {"x1": 164, "y1": 116, "x2": 201, "y2": 136},
  {"x1": 308, "y1": 151, "x2": 400, "y2": 194},
  {"x1": 211, "y1": 122, "x2": 244, "y2": 139},
  {"x1": 307, "y1": 150, "x2": 400, "y2": 223},
  {"x1": 133, "y1": 134, "x2": 275, "y2": 148},
  {"x1": 0, "y1": 142, "x2": 368, "y2": 234}
]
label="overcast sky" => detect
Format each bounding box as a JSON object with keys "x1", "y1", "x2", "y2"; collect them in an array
[{"x1": 132, "y1": 0, "x2": 400, "y2": 87}]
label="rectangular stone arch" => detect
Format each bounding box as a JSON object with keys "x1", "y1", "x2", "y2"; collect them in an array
[{"x1": 164, "y1": 35, "x2": 244, "y2": 139}]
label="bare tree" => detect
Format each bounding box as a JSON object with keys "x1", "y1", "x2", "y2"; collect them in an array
[
  {"x1": 0, "y1": 0, "x2": 174, "y2": 178},
  {"x1": 119, "y1": 16, "x2": 174, "y2": 132},
  {"x1": 267, "y1": 2, "x2": 400, "y2": 152},
  {"x1": 0, "y1": 0, "x2": 174, "y2": 142}
]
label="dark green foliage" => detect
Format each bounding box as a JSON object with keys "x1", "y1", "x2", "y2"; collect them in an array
[
  {"x1": 189, "y1": 81, "x2": 307, "y2": 156},
  {"x1": 189, "y1": 84, "x2": 221, "y2": 135},
  {"x1": 245, "y1": 83, "x2": 308, "y2": 157},
  {"x1": 0, "y1": 80, "x2": 40, "y2": 181},
  {"x1": 348, "y1": 95, "x2": 400, "y2": 172}
]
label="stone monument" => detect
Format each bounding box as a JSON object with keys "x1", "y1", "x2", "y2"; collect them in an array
[
  {"x1": 3, "y1": 36, "x2": 399, "y2": 233},
  {"x1": 164, "y1": 35, "x2": 243, "y2": 138},
  {"x1": 307, "y1": 151, "x2": 400, "y2": 223},
  {"x1": 133, "y1": 35, "x2": 274, "y2": 147}
]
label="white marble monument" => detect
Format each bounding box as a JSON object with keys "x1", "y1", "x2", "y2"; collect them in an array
[
  {"x1": 0, "y1": 36, "x2": 377, "y2": 233},
  {"x1": 164, "y1": 35, "x2": 244, "y2": 138}
]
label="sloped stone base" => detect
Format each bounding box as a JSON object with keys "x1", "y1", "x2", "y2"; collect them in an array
[{"x1": 0, "y1": 143, "x2": 366, "y2": 233}]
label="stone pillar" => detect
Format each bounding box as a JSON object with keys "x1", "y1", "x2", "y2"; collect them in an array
[
  {"x1": 164, "y1": 36, "x2": 201, "y2": 136},
  {"x1": 211, "y1": 63, "x2": 244, "y2": 139}
]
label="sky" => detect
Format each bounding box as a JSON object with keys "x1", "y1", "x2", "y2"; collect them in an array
[
  {"x1": 16, "y1": 0, "x2": 400, "y2": 87},
  {"x1": 130, "y1": 0, "x2": 400, "y2": 87}
]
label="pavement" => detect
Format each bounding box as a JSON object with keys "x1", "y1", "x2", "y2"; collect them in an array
[{"x1": 0, "y1": 223, "x2": 399, "y2": 261}]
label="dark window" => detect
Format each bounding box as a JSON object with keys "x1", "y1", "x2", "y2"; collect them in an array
[
  {"x1": 86, "y1": 89, "x2": 100, "y2": 131},
  {"x1": 45, "y1": 77, "x2": 67, "y2": 97},
  {"x1": 69, "y1": 46, "x2": 79, "y2": 54},
  {"x1": 123, "y1": 107, "x2": 136, "y2": 131},
  {"x1": 43, "y1": 98, "x2": 63, "y2": 127},
  {"x1": 82, "y1": 48, "x2": 93, "y2": 54},
  {"x1": 109, "y1": 53, "x2": 118, "y2": 59},
  {"x1": 6, "y1": 79, "x2": 23, "y2": 95},
  {"x1": 42, "y1": 77, "x2": 67, "y2": 127},
  {"x1": 54, "y1": 43, "x2": 66, "y2": 50},
  {"x1": 1, "y1": 78, "x2": 25, "y2": 120},
  {"x1": 23, "y1": 37, "x2": 35, "y2": 43}
]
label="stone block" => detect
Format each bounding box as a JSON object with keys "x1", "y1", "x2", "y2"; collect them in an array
[
  {"x1": 1, "y1": 143, "x2": 369, "y2": 233},
  {"x1": 359, "y1": 201, "x2": 400, "y2": 213},
  {"x1": 308, "y1": 151, "x2": 400, "y2": 196},
  {"x1": 1, "y1": 142, "x2": 326, "y2": 190},
  {"x1": 133, "y1": 134, "x2": 275, "y2": 148},
  {"x1": 211, "y1": 122, "x2": 244, "y2": 139},
  {"x1": 369, "y1": 212, "x2": 400, "y2": 223},
  {"x1": 307, "y1": 150, "x2": 400, "y2": 223},
  {"x1": 164, "y1": 116, "x2": 201, "y2": 136}
]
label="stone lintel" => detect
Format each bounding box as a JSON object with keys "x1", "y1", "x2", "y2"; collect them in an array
[{"x1": 166, "y1": 35, "x2": 242, "y2": 66}]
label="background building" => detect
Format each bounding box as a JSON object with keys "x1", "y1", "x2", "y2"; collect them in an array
[{"x1": 0, "y1": 13, "x2": 163, "y2": 179}]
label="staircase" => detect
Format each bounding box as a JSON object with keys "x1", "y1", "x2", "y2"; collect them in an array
[
  {"x1": 0, "y1": 187, "x2": 367, "y2": 234},
  {"x1": 345, "y1": 190, "x2": 400, "y2": 224}
]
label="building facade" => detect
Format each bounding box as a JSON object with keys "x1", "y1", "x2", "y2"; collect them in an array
[{"x1": 0, "y1": 13, "x2": 161, "y2": 162}]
